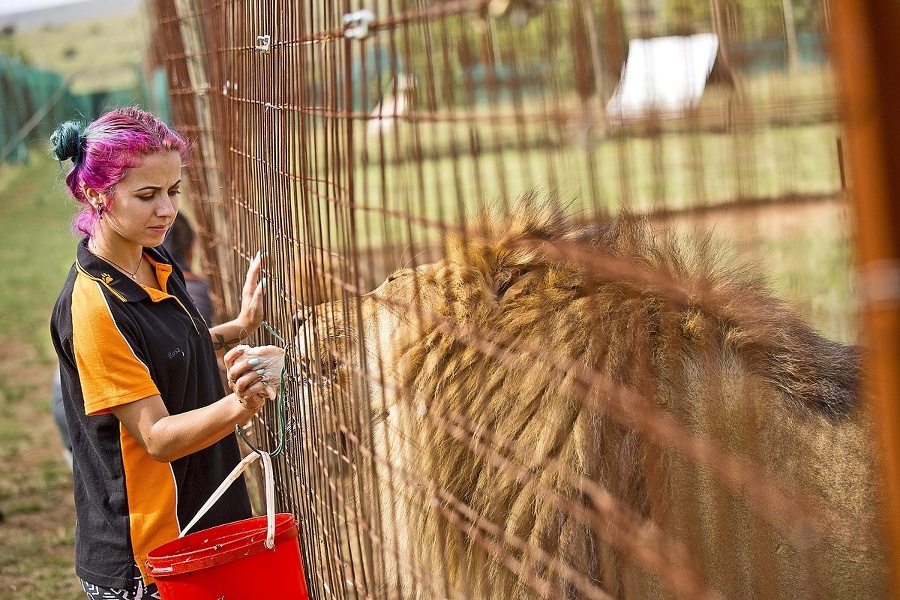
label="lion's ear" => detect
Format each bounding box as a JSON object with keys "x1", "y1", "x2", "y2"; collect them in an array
[{"x1": 494, "y1": 268, "x2": 531, "y2": 302}]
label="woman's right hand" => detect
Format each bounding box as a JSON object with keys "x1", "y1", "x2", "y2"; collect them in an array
[
  {"x1": 235, "y1": 252, "x2": 266, "y2": 333},
  {"x1": 224, "y1": 345, "x2": 285, "y2": 409}
]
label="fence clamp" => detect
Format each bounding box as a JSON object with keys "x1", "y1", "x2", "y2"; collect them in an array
[
  {"x1": 255, "y1": 34, "x2": 271, "y2": 53},
  {"x1": 343, "y1": 10, "x2": 375, "y2": 40}
]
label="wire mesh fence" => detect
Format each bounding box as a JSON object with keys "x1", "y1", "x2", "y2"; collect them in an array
[{"x1": 149, "y1": 0, "x2": 887, "y2": 597}]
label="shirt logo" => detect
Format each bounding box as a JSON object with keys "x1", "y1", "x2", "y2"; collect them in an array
[{"x1": 168, "y1": 347, "x2": 186, "y2": 359}]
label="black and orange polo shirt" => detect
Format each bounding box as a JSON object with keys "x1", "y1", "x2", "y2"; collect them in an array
[{"x1": 50, "y1": 239, "x2": 252, "y2": 589}]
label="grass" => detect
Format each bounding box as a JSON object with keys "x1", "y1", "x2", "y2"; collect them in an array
[
  {"x1": 350, "y1": 121, "x2": 842, "y2": 214},
  {"x1": 760, "y1": 227, "x2": 859, "y2": 344},
  {"x1": 289, "y1": 66, "x2": 842, "y2": 253},
  {"x1": 0, "y1": 152, "x2": 84, "y2": 599},
  {"x1": 0, "y1": 154, "x2": 77, "y2": 360}
]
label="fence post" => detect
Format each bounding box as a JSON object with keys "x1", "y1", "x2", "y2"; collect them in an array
[{"x1": 829, "y1": 1, "x2": 900, "y2": 596}]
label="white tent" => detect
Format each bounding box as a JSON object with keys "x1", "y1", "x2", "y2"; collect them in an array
[{"x1": 606, "y1": 33, "x2": 719, "y2": 123}]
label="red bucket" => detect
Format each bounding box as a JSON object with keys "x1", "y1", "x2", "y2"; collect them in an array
[{"x1": 146, "y1": 513, "x2": 308, "y2": 600}]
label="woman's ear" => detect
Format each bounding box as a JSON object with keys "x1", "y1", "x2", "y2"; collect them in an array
[{"x1": 81, "y1": 183, "x2": 104, "y2": 210}]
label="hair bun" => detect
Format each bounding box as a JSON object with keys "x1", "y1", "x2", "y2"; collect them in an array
[{"x1": 50, "y1": 121, "x2": 85, "y2": 163}]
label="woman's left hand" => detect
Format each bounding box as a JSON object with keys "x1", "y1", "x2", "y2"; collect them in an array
[
  {"x1": 225, "y1": 344, "x2": 285, "y2": 401},
  {"x1": 236, "y1": 251, "x2": 266, "y2": 332}
]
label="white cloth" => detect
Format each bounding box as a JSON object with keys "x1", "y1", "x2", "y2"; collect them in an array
[
  {"x1": 230, "y1": 344, "x2": 285, "y2": 400},
  {"x1": 606, "y1": 33, "x2": 719, "y2": 122}
]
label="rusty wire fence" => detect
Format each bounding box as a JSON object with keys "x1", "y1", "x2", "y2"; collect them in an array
[{"x1": 149, "y1": 0, "x2": 889, "y2": 598}]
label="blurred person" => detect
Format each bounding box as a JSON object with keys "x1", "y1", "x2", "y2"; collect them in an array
[
  {"x1": 51, "y1": 370, "x2": 73, "y2": 469},
  {"x1": 163, "y1": 212, "x2": 213, "y2": 325},
  {"x1": 49, "y1": 107, "x2": 284, "y2": 600}
]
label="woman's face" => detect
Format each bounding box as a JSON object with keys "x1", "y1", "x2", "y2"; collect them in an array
[{"x1": 98, "y1": 151, "x2": 183, "y2": 248}]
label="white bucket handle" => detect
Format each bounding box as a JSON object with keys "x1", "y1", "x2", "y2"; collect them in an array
[{"x1": 179, "y1": 449, "x2": 277, "y2": 549}]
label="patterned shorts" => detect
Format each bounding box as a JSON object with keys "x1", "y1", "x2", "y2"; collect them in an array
[{"x1": 81, "y1": 563, "x2": 159, "y2": 600}]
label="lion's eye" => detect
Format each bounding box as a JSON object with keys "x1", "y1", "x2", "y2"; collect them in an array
[
  {"x1": 496, "y1": 278, "x2": 513, "y2": 297},
  {"x1": 496, "y1": 268, "x2": 529, "y2": 299}
]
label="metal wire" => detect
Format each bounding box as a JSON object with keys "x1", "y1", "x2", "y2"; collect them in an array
[{"x1": 236, "y1": 321, "x2": 288, "y2": 458}]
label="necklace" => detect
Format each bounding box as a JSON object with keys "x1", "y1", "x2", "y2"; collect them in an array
[{"x1": 89, "y1": 245, "x2": 144, "y2": 280}]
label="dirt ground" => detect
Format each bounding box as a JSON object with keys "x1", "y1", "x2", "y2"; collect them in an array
[{"x1": 0, "y1": 347, "x2": 81, "y2": 598}]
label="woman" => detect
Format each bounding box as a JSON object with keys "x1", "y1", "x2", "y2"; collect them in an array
[{"x1": 49, "y1": 107, "x2": 282, "y2": 599}]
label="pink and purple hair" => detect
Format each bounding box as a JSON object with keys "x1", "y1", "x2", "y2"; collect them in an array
[{"x1": 51, "y1": 107, "x2": 190, "y2": 237}]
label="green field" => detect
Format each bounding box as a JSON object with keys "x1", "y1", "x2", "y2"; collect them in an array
[
  {"x1": 0, "y1": 11, "x2": 150, "y2": 598},
  {"x1": 0, "y1": 153, "x2": 83, "y2": 599}
]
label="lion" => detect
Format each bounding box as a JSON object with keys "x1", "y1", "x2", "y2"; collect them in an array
[{"x1": 294, "y1": 194, "x2": 889, "y2": 599}]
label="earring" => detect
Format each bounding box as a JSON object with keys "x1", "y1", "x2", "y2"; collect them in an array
[{"x1": 97, "y1": 204, "x2": 105, "y2": 220}]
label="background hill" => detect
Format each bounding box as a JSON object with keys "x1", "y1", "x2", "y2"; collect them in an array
[{"x1": 1, "y1": 0, "x2": 149, "y2": 94}]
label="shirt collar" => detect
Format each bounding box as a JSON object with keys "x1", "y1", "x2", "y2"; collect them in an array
[{"x1": 75, "y1": 239, "x2": 173, "y2": 302}]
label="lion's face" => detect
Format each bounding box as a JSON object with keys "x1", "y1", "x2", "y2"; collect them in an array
[
  {"x1": 294, "y1": 260, "x2": 445, "y2": 412},
  {"x1": 294, "y1": 251, "x2": 534, "y2": 416}
]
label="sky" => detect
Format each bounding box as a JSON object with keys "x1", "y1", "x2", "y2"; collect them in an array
[
  {"x1": 0, "y1": 0, "x2": 91, "y2": 17},
  {"x1": 0, "y1": 0, "x2": 141, "y2": 29}
]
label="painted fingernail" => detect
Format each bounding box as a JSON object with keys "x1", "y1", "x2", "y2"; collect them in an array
[
  {"x1": 256, "y1": 368, "x2": 266, "y2": 375},
  {"x1": 260, "y1": 277, "x2": 267, "y2": 288},
  {"x1": 248, "y1": 358, "x2": 260, "y2": 365}
]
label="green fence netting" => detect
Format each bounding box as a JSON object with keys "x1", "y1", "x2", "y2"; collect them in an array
[{"x1": 0, "y1": 57, "x2": 169, "y2": 165}]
